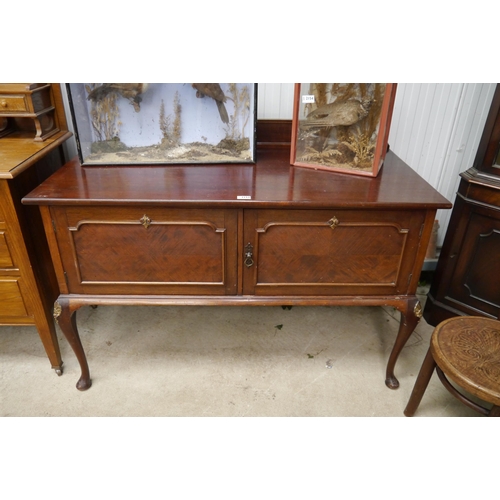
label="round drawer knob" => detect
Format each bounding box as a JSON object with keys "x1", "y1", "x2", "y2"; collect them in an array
[{"x1": 1, "y1": 100, "x2": 7, "y2": 108}]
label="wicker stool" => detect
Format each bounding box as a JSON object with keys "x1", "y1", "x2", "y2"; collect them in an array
[{"x1": 404, "y1": 316, "x2": 500, "y2": 417}]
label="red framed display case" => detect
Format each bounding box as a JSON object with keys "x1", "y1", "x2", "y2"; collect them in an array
[{"x1": 290, "y1": 83, "x2": 397, "y2": 177}]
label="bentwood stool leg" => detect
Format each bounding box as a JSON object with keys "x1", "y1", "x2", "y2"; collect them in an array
[
  {"x1": 489, "y1": 406, "x2": 500, "y2": 417},
  {"x1": 405, "y1": 316, "x2": 500, "y2": 417},
  {"x1": 404, "y1": 347, "x2": 436, "y2": 417}
]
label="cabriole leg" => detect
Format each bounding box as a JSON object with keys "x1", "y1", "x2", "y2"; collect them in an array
[
  {"x1": 385, "y1": 298, "x2": 422, "y2": 389},
  {"x1": 54, "y1": 299, "x2": 91, "y2": 391}
]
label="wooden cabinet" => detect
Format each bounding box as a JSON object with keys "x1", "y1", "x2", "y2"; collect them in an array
[
  {"x1": 424, "y1": 85, "x2": 500, "y2": 325},
  {"x1": 23, "y1": 136, "x2": 451, "y2": 391},
  {"x1": 0, "y1": 116, "x2": 71, "y2": 373},
  {"x1": 0, "y1": 84, "x2": 66, "y2": 141}
]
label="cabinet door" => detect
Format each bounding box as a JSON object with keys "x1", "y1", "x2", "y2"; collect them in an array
[
  {"x1": 443, "y1": 207, "x2": 500, "y2": 317},
  {"x1": 243, "y1": 209, "x2": 425, "y2": 296},
  {"x1": 51, "y1": 206, "x2": 238, "y2": 295}
]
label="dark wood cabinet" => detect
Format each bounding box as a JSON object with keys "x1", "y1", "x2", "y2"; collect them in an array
[
  {"x1": 424, "y1": 85, "x2": 500, "y2": 325},
  {"x1": 23, "y1": 135, "x2": 451, "y2": 391}
]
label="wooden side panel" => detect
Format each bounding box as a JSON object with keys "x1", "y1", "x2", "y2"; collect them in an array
[{"x1": 0, "y1": 230, "x2": 16, "y2": 268}]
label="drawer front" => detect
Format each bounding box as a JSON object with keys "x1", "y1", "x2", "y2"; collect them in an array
[
  {"x1": 0, "y1": 209, "x2": 18, "y2": 269},
  {"x1": 0, "y1": 95, "x2": 28, "y2": 113},
  {"x1": 52, "y1": 206, "x2": 238, "y2": 295},
  {"x1": 0, "y1": 278, "x2": 31, "y2": 320},
  {"x1": 243, "y1": 209, "x2": 426, "y2": 296}
]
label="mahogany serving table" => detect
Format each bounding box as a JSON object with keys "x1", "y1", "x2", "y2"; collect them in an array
[{"x1": 23, "y1": 148, "x2": 451, "y2": 391}]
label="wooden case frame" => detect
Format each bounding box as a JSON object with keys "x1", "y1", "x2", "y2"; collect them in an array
[{"x1": 290, "y1": 83, "x2": 397, "y2": 177}]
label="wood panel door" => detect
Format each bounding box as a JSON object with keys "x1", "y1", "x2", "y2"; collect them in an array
[
  {"x1": 440, "y1": 207, "x2": 500, "y2": 318},
  {"x1": 50, "y1": 206, "x2": 238, "y2": 296},
  {"x1": 242, "y1": 209, "x2": 426, "y2": 296}
]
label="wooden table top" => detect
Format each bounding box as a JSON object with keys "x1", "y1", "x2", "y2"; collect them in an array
[
  {"x1": 23, "y1": 148, "x2": 452, "y2": 210},
  {"x1": 0, "y1": 130, "x2": 72, "y2": 179}
]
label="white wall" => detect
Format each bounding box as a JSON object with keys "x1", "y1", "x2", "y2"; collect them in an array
[{"x1": 257, "y1": 83, "x2": 295, "y2": 120}]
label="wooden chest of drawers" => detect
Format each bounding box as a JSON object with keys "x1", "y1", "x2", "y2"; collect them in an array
[
  {"x1": 1, "y1": 128, "x2": 72, "y2": 373},
  {"x1": 23, "y1": 146, "x2": 451, "y2": 391}
]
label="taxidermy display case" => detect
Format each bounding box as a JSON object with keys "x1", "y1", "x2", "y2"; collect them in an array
[
  {"x1": 291, "y1": 83, "x2": 397, "y2": 177},
  {"x1": 67, "y1": 83, "x2": 257, "y2": 165}
]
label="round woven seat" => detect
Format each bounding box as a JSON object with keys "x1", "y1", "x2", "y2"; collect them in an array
[{"x1": 404, "y1": 316, "x2": 500, "y2": 417}]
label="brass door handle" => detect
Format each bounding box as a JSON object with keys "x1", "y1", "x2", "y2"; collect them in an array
[{"x1": 244, "y1": 242, "x2": 254, "y2": 268}]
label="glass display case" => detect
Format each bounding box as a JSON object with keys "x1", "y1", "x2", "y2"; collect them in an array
[
  {"x1": 290, "y1": 83, "x2": 397, "y2": 177},
  {"x1": 67, "y1": 83, "x2": 257, "y2": 165}
]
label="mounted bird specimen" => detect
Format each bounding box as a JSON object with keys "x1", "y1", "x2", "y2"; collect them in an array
[
  {"x1": 303, "y1": 99, "x2": 372, "y2": 128},
  {"x1": 192, "y1": 83, "x2": 229, "y2": 124},
  {"x1": 87, "y1": 83, "x2": 149, "y2": 112}
]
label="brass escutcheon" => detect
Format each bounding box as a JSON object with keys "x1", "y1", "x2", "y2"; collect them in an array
[
  {"x1": 328, "y1": 216, "x2": 339, "y2": 229},
  {"x1": 244, "y1": 242, "x2": 254, "y2": 268},
  {"x1": 140, "y1": 214, "x2": 151, "y2": 229}
]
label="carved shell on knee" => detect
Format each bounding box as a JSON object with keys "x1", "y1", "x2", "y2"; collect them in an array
[{"x1": 53, "y1": 301, "x2": 62, "y2": 322}]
